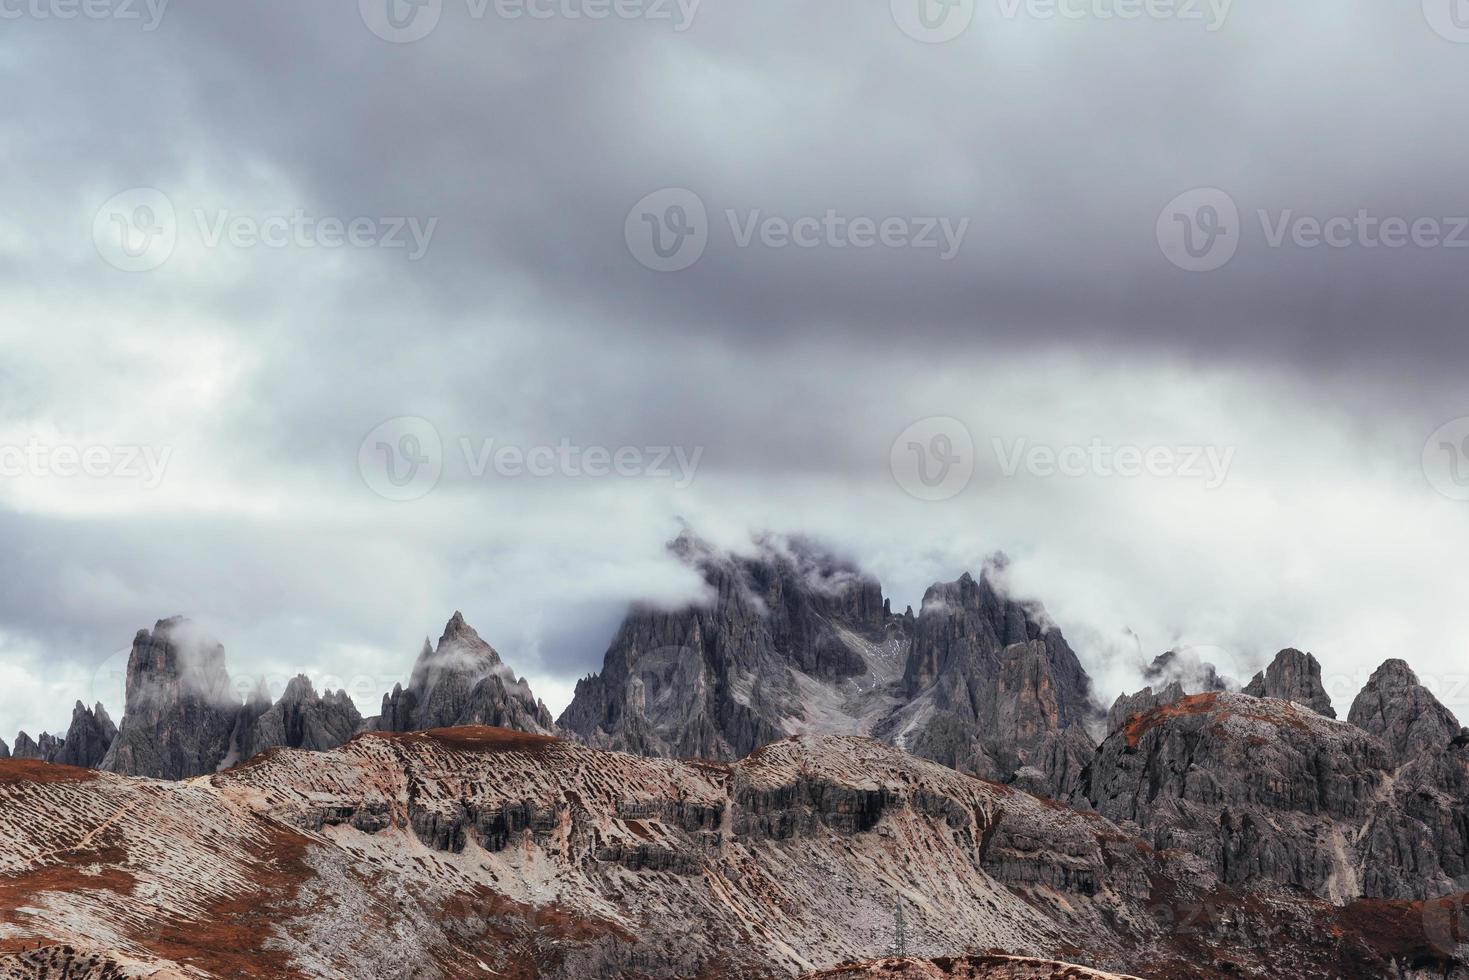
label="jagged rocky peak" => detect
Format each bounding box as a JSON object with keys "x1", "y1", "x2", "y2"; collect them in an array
[
  {"x1": 558, "y1": 531, "x2": 907, "y2": 762},
  {"x1": 0, "y1": 735, "x2": 8, "y2": 759},
  {"x1": 52, "y1": 701, "x2": 117, "y2": 769},
  {"x1": 380, "y1": 612, "x2": 553, "y2": 735},
  {"x1": 1348, "y1": 658, "x2": 1462, "y2": 764},
  {"x1": 1105, "y1": 648, "x2": 1233, "y2": 734},
  {"x1": 100, "y1": 617, "x2": 243, "y2": 780},
  {"x1": 236, "y1": 675, "x2": 364, "y2": 762},
  {"x1": 560, "y1": 535, "x2": 1098, "y2": 794},
  {"x1": 1143, "y1": 648, "x2": 1232, "y2": 692},
  {"x1": 891, "y1": 562, "x2": 1096, "y2": 785},
  {"x1": 1242, "y1": 647, "x2": 1337, "y2": 718},
  {"x1": 10, "y1": 731, "x2": 54, "y2": 761}
]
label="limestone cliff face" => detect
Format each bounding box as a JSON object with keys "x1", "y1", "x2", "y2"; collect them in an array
[
  {"x1": 1081, "y1": 688, "x2": 1469, "y2": 906},
  {"x1": 891, "y1": 570, "x2": 1096, "y2": 783},
  {"x1": 236, "y1": 675, "x2": 363, "y2": 760},
  {"x1": 559, "y1": 533, "x2": 902, "y2": 762},
  {"x1": 379, "y1": 613, "x2": 553, "y2": 736},
  {"x1": 1242, "y1": 648, "x2": 1336, "y2": 717},
  {"x1": 1, "y1": 729, "x2": 1462, "y2": 979},
  {"x1": 51, "y1": 702, "x2": 117, "y2": 769},
  {"x1": 99, "y1": 618, "x2": 242, "y2": 780},
  {"x1": 560, "y1": 536, "x2": 1096, "y2": 793},
  {"x1": 1348, "y1": 658, "x2": 1463, "y2": 765}
]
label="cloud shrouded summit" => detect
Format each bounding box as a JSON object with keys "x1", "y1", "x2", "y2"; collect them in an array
[{"x1": 2, "y1": 0, "x2": 1468, "y2": 739}]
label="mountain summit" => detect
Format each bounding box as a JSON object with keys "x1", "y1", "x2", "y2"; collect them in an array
[
  {"x1": 379, "y1": 612, "x2": 555, "y2": 735},
  {"x1": 559, "y1": 534, "x2": 1096, "y2": 792}
]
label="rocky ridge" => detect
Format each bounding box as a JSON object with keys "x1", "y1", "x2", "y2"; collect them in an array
[
  {"x1": 559, "y1": 535, "x2": 1097, "y2": 792},
  {"x1": 1, "y1": 728, "x2": 1463, "y2": 979}
]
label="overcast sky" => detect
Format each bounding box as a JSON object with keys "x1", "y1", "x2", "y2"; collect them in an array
[{"x1": 3, "y1": 0, "x2": 1469, "y2": 740}]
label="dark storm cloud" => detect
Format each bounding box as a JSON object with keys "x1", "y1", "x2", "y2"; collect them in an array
[
  {"x1": 10, "y1": 0, "x2": 1469, "y2": 372},
  {"x1": 3, "y1": 0, "x2": 1469, "y2": 738}
]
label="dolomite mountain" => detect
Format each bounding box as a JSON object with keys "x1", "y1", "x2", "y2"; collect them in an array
[
  {"x1": 2, "y1": 727, "x2": 1466, "y2": 979},
  {"x1": 559, "y1": 534, "x2": 1096, "y2": 795},
  {"x1": 5, "y1": 535, "x2": 1469, "y2": 976},
  {"x1": 378, "y1": 611, "x2": 554, "y2": 735}
]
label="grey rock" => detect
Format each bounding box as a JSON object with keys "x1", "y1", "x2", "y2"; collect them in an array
[
  {"x1": 1106, "y1": 680, "x2": 1186, "y2": 735},
  {"x1": 892, "y1": 567, "x2": 1096, "y2": 783},
  {"x1": 1081, "y1": 686, "x2": 1469, "y2": 905},
  {"x1": 10, "y1": 732, "x2": 49, "y2": 760},
  {"x1": 99, "y1": 617, "x2": 242, "y2": 780},
  {"x1": 51, "y1": 702, "x2": 118, "y2": 769},
  {"x1": 0, "y1": 736, "x2": 8, "y2": 759},
  {"x1": 237, "y1": 675, "x2": 363, "y2": 761},
  {"x1": 560, "y1": 534, "x2": 1095, "y2": 794},
  {"x1": 559, "y1": 532, "x2": 895, "y2": 761},
  {"x1": 1348, "y1": 658, "x2": 1462, "y2": 765},
  {"x1": 379, "y1": 613, "x2": 553, "y2": 735},
  {"x1": 1243, "y1": 647, "x2": 1337, "y2": 717}
]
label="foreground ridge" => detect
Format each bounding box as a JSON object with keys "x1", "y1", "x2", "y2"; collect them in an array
[{"x1": 0, "y1": 728, "x2": 1463, "y2": 978}]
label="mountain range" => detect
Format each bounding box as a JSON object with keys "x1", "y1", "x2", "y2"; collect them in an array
[{"x1": 2, "y1": 532, "x2": 1467, "y2": 978}]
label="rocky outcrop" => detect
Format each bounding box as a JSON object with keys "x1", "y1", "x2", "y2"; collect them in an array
[
  {"x1": 561, "y1": 535, "x2": 1095, "y2": 792},
  {"x1": 889, "y1": 568, "x2": 1096, "y2": 784},
  {"x1": 1105, "y1": 680, "x2": 1186, "y2": 735},
  {"x1": 2, "y1": 727, "x2": 1463, "y2": 979},
  {"x1": 99, "y1": 618, "x2": 242, "y2": 780},
  {"x1": 1348, "y1": 659, "x2": 1462, "y2": 765},
  {"x1": 1243, "y1": 647, "x2": 1337, "y2": 718},
  {"x1": 51, "y1": 702, "x2": 117, "y2": 769},
  {"x1": 9, "y1": 732, "x2": 52, "y2": 761},
  {"x1": 379, "y1": 613, "x2": 553, "y2": 735},
  {"x1": 560, "y1": 533, "x2": 903, "y2": 761},
  {"x1": 1081, "y1": 688, "x2": 1469, "y2": 907},
  {"x1": 0, "y1": 736, "x2": 7, "y2": 759},
  {"x1": 236, "y1": 675, "x2": 363, "y2": 761}
]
